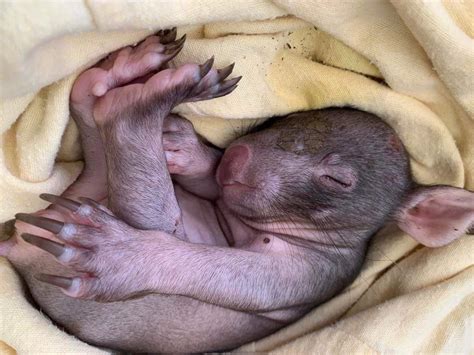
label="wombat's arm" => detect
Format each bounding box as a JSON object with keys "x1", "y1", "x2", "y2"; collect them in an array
[
  {"x1": 141, "y1": 237, "x2": 322, "y2": 311},
  {"x1": 93, "y1": 56, "x2": 239, "y2": 234},
  {"x1": 163, "y1": 114, "x2": 222, "y2": 200},
  {"x1": 15, "y1": 196, "x2": 322, "y2": 312}
]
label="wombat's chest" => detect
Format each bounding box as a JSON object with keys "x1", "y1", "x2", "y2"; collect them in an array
[
  {"x1": 174, "y1": 185, "x2": 229, "y2": 246},
  {"x1": 174, "y1": 185, "x2": 258, "y2": 248}
]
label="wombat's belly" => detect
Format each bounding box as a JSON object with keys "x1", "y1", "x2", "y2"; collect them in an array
[{"x1": 6, "y1": 225, "x2": 279, "y2": 353}]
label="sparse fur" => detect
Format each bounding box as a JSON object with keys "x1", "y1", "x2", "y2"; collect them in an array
[{"x1": 2, "y1": 32, "x2": 472, "y2": 353}]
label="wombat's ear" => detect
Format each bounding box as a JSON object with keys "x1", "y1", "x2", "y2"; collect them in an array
[{"x1": 396, "y1": 186, "x2": 474, "y2": 247}]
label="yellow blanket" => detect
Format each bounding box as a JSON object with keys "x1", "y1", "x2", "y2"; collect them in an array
[{"x1": 1, "y1": 1, "x2": 473, "y2": 353}]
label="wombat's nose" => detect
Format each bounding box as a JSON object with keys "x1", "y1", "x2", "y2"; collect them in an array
[
  {"x1": 224, "y1": 145, "x2": 250, "y2": 164},
  {"x1": 217, "y1": 144, "x2": 250, "y2": 186}
]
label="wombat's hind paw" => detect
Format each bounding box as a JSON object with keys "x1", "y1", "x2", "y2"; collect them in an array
[
  {"x1": 18, "y1": 193, "x2": 150, "y2": 301},
  {"x1": 143, "y1": 56, "x2": 242, "y2": 107}
]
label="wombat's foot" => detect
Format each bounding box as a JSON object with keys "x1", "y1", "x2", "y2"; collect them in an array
[
  {"x1": 93, "y1": 57, "x2": 241, "y2": 124},
  {"x1": 70, "y1": 27, "x2": 185, "y2": 127},
  {"x1": 163, "y1": 115, "x2": 221, "y2": 177},
  {"x1": 14, "y1": 193, "x2": 166, "y2": 302}
]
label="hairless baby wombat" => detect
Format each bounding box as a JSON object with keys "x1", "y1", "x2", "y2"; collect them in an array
[{"x1": 1, "y1": 29, "x2": 473, "y2": 353}]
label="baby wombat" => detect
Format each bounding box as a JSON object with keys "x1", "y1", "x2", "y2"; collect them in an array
[{"x1": 1, "y1": 30, "x2": 472, "y2": 353}]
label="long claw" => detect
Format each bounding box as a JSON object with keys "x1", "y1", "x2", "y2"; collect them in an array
[
  {"x1": 35, "y1": 273, "x2": 73, "y2": 289},
  {"x1": 40, "y1": 194, "x2": 81, "y2": 212},
  {"x1": 187, "y1": 85, "x2": 238, "y2": 102},
  {"x1": 187, "y1": 78, "x2": 241, "y2": 103},
  {"x1": 216, "y1": 63, "x2": 235, "y2": 82},
  {"x1": 22, "y1": 233, "x2": 66, "y2": 257},
  {"x1": 165, "y1": 34, "x2": 186, "y2": 51},
  {"x1": 163, "y1": 41, "x2": 185, "y2": 60},
  {"x1": 15, "y1": 213, "x2": 64, "y2": 234},
  {"x1": 192, "y1": 76, "x2": 242, "y2": 100},
  {"x1": 219, "y1": 76, "x2": 242, "y2": 90},
  {"x1": 199, "y1": 56, "x2": 214, "y2": 78},
  {"x1": 210, "y1": 84, "x2": 240, "y2": 99}
]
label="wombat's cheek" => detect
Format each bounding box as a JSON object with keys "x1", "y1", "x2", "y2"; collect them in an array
[{"x1": 220, "y1": 173, "x2": 282, "y2": 217}]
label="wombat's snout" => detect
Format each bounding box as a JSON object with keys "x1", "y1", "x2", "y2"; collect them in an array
[{"x1": 217, "y1": 145, "x2": 251, "y2": 187}]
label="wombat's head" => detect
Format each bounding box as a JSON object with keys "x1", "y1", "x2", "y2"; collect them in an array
[{"x1": 216, "y1": 108, "x2": 473, "y2": 246}]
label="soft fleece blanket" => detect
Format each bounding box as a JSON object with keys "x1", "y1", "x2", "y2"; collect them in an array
[{"x1": 0, "y1": 0, "x2": 473, "y2": 353}]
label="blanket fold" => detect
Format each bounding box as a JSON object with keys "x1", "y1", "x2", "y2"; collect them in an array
[{"x1": 1, "y1": 0, "x2": 472, "y2": 353}]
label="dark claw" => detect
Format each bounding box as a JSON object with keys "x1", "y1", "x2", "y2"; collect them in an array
[
  {"x1": 192, "y1": 76, "x2": 241, "y2": 100},
  {"x1": 210, "y1": 84, "x2": 240, "y2": 99},
  {"x1": 199, "y1": 56, "x2": 215, "y2": 78},
  {"x1": 157, "y1": 27, "x2": 178, "y2": 44},
  {"x1": 22, "y1": 233, "x2": 66, "y2": 257},
  {"x1": 15, "y1": 213, "x2": 64, "y2": 234},
  {"x1": 163, "y1": 42, "x2": 185, "y2": 60},
  {"x1": 186, "y1": 85, "x2": 237, "y2": 102},
  {"x1": 165, "y1": 34, "x2": 186, "y2": 51},
  {"x1": 35, "y1": 273, "x2": 73, "y2": 289},
  {"x1": 40, "y1": 193, "x2": 81, "y2": 212},
  {"x1": 163, "y1": 46, "x2": 181, "y2": 56},
  {"x1": 188, "y1": 77, "x2": 241, "y2": 102},
  {"x1": 219, "y1": 76, "x2": 242, "y2": 90},
  {"x1": 216, "y1": 63, "x2": 235, "y2": 82},
  {"x1": 3, "y1": 219, "x2": 16, "y2": 238}
]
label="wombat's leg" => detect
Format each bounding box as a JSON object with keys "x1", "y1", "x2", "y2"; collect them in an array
[
  {"x1": 163, "y1": 115, "x2": 222, "y2": 200},
  {"x1": 70, "y1": 27, "x2": 183, "y2": 125},
  {"x1": 93, "y1": 58, "x2": 240, "y2": 234},
  {"x1": 0, "y1": 29, "x2": 185, "y2": 256},
  {"x1": 67, "y1": 28, "x2": 184, "y2": 201}
]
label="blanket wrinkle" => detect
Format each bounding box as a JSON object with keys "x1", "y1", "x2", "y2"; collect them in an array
[{"x1": 0, "y1": 1, "x2": 472, "y2": 353}]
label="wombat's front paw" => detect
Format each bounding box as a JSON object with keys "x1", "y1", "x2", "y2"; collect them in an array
[
  {"x1": 93, "y1": 57, "x2": 241, "y2": 124},
  {"x1": 15, "y1": 194, "x2": 163, "y2": 302},
  {"x1": 163, "y1": 115, "x2": 221, "y2": 177},
  {"x1": 70, "y1": 27, "x2": 185, "y2": 126}
]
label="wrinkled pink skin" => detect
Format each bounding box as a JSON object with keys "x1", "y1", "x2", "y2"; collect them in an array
[
  {"x1": 3, "y1": 29, "x2": 473, "y2": 354},
  {"x1": 1, "y1": 31, "x2": 330, "y2": 353},
  {"x1": 1, "y1": 26, "x2": 471, "y2": 353}
]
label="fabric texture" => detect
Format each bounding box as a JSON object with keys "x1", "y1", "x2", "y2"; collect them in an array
[{"x1": 0, "y1": 0, "x2": 472, "y2": 353}]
